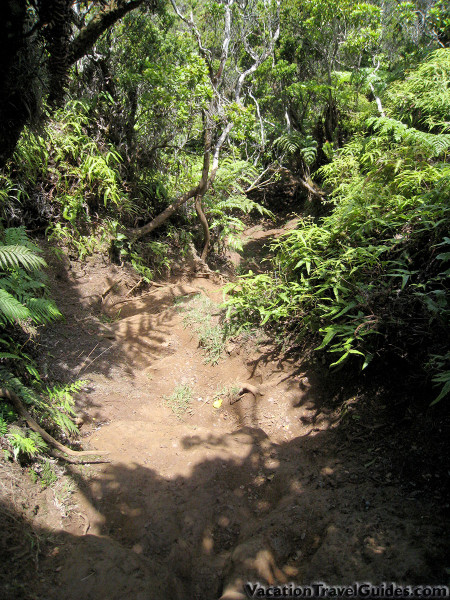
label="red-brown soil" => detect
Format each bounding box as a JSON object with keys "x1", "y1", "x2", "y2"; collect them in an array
[{"x1": 1, "y1": 229, "x2": 448, "y2": 600}]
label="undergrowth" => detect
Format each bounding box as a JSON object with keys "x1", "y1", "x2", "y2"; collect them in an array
[
  {"x1": 225, "y1": 49, "x2": 450, "y2": 405},
  {"x1": 176, "y1": 294, "x2": 233, "y2": 364},
  {"x1": 0, "y1": 224, "x2": 86, "y2": 460}
]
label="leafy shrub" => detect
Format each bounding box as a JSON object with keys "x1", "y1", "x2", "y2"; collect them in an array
[
  {"x1": 226, "y1": 49, "x2": 450, "y2": 404},
  {"x1": 203, "y1": 157, "x2": 273, "y2": 252},
  {"x1": 7, "y1": 428, "x2": 47, "y2": 461},
  {"x1": 0, "y1": 225, "x2": 86, "y2": 456},
  {"x1": 3, "y1": 99, "x2": 133, "y2": 259}
]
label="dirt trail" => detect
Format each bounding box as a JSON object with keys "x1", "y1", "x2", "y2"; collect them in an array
[{"x1": 13, "y1": 232, "x2": 448, "y2": 600}]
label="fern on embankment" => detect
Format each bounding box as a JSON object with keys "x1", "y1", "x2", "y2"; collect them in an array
[
  {"x1": 0, "y1": 226, "x2": 83, "y2": 459},
  {"x1": 226, "y1": 49, "x2": 450, "y2": 404},
  {"x1": 1, "y1": 97, "x2": 131, "y2": 260}
]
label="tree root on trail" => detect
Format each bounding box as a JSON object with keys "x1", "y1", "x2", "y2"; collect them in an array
[
  {"x1": 230, "y1": 383, "x2": 264, "y2": 404},
  {"x1": 77, "y1": 511, "x2": 90, "y2": 535},
  {"x1": 101, "y1": 279, "x2": 122, "y2": 302},
  {"x1": 0, "y1": 388, "x2": 110, "y2": 462},
  {"x1": 109, "y1": 281, "x2": 172, "y2": 307}
]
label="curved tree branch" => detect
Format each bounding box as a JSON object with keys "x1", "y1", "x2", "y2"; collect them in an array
[
  {"x1": 68, "y1": 0, "x2": 157, "y2": 65},
  {"x1": 0, "y1": 388, "x2": 109, "y2": 459},
  {"x1": 195, "y1": 196, "x2": 210, "y2": 260},
  {"x1": 127, "y1": 124, "x2": 212, "y2": 242}
]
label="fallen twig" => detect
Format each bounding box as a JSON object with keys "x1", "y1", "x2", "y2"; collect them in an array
[
  {"x1": 123, "y1": 278, "x2": 144, "y2": 298},
  {"x1": 76, "y1": 344, "x2": 115, "y2": 376},
  {"x1": 110, "y1": 282, "x2": 172, "y2": 307},
  {"x1": 101, "y1": 279, "x2": 122, "y2": 302},
  {"x1": 77, "y1": 511, "x2": 90, "y2": 535}
]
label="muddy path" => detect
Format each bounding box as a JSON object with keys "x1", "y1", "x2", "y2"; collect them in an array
[{"x1": 4, "y1": 224, "x2": 448, "y2": 600}]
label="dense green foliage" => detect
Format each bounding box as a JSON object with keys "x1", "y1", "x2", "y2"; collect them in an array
[
  {"x1": 0, "y1": 225, "x2": 87, "y2": 458},
  {"x1": 226, "y1": 49, "x2": 450, "y2": 403}
]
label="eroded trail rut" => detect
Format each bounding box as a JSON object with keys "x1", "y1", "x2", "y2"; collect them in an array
[{"x1": 38, "y1": 253, "x2": 446, "y2": 600}]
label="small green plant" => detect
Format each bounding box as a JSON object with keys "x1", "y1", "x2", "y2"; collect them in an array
[
  {"x1": 43, "y1": 380, "x2": 87, "y2": 435},
  {"x1": 0, "y1": 416, "x2": 8, "y2": 436},
  {"x1": 48, "y1": 223, "x2": 112, "y2": 261},
  {"x1": 427, "y1": 352, "x2": 450, "y2": 406},
  {"x1": 213, "y1": 382, "x2": 241, "y2": 404},
  {"x1": 99, "y1": 310, "x2": 122, "y2": 324},
  {"x1": 8, "y1": 427, "x2": 47, "y2": 460},
  {"x1": 177, "y1": 294, "x2": 231, "y2": 364},
  {"x1": 196, "y1": 323, "x2": 226, "y2": 365},
  {"x1": 30, "y1": 459, "x2": 58, "y2": 488},
  {"x1": 163, "y1": 383, "x2": 193, "y2": 419}
]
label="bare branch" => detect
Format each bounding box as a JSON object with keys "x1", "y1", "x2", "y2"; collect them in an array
[
  {"x1": 235, "y1": 0, "x2": 280, "y2": 102},
  {"x1": 170, "y1": 0, "x2": 214, "y2": 80},
  {"x1": 245, "y1": 163, "x2": 277, "y2": 193},
  {"x1": 369, "y1": 58, "x2": 385, "y2": 117},
  {"x1": 214, "y1": 0, "x2": 234, "y2": 84},
  {"x1": 208, "y1": 122, "x2": 233, "y2": 186},
  {"x1": 249, "y1": 88, "x2": 265, "y2": 155}
]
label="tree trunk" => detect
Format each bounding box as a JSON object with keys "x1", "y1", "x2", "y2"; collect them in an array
[
  {"x1": 0, "y1": 0, "x2": 158, "y2": 168},
  {"x1": 195, "y1": 196, "x2": 210, "y2": 260}
]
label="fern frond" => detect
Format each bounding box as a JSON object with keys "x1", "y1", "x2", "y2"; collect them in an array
[
  {"x1": 0, "y1": 272, "x2": 45, "y2": 299},
  {"x1": 0, "y1": 367, "x2": 43, "y2": 407},
  {"x1": 25, "y1": 298, "x2": 61, "y2": 324},
  {"x1": 275, "y1": 131, "x2": 304, "y2": 154},
  {"x1": 367, "y1": 117, "x2": 450, "y2": 157},
  {"x1": 275, "y1": 133, "x2": 318, "y2": 165},
  {"x1": 0, "y1": 289, "x2": 30, "y2": 324},
  {"x1": 3, "y1": 226, "x2": 37, "y2": 249},
  {"x1": 8, "y1": 427, "x2": 47, "y2": 459},
  {"x1": 0, "y1": 245, "x2": 46, "y2": 272}
]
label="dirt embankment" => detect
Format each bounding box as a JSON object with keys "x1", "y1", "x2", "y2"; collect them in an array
[{"x1": 1, "y1": 238, "x2": 449, "y2": 600}]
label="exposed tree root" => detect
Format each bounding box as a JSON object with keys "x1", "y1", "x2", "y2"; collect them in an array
[
  {"x1": 230, "y1": 383, "x2": 264, "y2": 404},
  {"x1": 0, "y1": 388, "x2": 110, "y2": 461},
  {"x1": 77, "y1": 511, "x2": 90, "y2": 535},
  {"x1": 101, "y1": 279, "x2": 122, "y2": 302}
]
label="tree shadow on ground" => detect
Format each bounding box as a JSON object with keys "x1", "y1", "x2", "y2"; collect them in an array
[
  {"x1": 4, "y1": 243, "x2": 445, "y2": 600},
  {"x1": 36, "y1": 247, "x2": 203, "y2": 427},
  {"x1": 2, "y1": 417, "x2": 448, "y2": 600}
]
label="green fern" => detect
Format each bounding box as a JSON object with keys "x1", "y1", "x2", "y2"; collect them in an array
[
  {"x1": 227, "y1": 50, "x2": 450, "y2": 399},
  {"x1": 0, "y1": 368, "x2": 43, "y2": 408},
  {"x1": 367, "y1": 117, "x2": 450, "y2": 157},
  {"x1": 0, "y1": 228, "x2": 61, "y2": 327},
  {"x1": 275, "y1": 133, "x2": 318, "y2": 165},
  {"x1": 8, "y1": 427, "x2": 47, "y2": 460},
  {"x1": 201, "y1": 158, "x2": 273, "y2": 252},
  {"x1": 0, "y1": 245, "x2": 46, "y2": 272},
  {"x1": 387, "y1": 48, "x2": 450, "y2": 133},
  {"x1": 0, "y1": 289, "x2": 31, "y2": 324},
  {"x1": 3, "y1": 226, "x2": 35, "y2": 248},
  {"x1": 25, "y1": 298, "x2": 61, "y2": 324}
]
